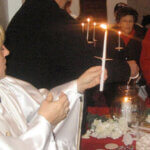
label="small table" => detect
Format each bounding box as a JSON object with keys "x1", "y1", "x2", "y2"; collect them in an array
[
  {"x1": 81, "y1": 136, "x2": 136, "y2": 150},
  {"x1": 80, "y1": 107, "x2": 136, "y2": 150}
]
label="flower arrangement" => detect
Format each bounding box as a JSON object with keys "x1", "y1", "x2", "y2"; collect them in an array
[{"x1": 83, "y1": 116, "x2": 129, "y2": 139}]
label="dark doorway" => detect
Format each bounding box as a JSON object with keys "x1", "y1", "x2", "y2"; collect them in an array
[{"x1": 80, "y1": 0, "x2": 107, "y2": 22}]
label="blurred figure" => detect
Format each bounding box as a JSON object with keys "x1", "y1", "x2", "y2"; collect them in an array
[
  {"x1": 113, "y1": 2, "x2": 144, "y2": 30},
  {"x1": 103, "y1": 7, "x2": 148, "y2": 106},
  {"x1": 5, "y1": 0, "x2": 95, "y2": 89},
  {"x1": 64, "y1": 0, "x2": 80, "y2": 19},
  {"x1": 64, "y1": 1, "x2": 72, "y2": 15},
  {"x1": 114, "y1": 2, "x2": 128, "y2": 18},
  {"x1": 116, "y1": 6, "x2": 138, "y2": 35},
  {"x1": 115, "y1": 7, "x2": 147, "y2": 72}
]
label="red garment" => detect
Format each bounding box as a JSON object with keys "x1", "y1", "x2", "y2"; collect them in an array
[
  {"x1": 121, "y1": 29, "x2": 135, "y2": 45},
  {"x1": 87, "y1": 107, "x2": 110, "y2": 116},
  {"x1": 140, "y1": 29, "x2": 150, "y2": 84}
]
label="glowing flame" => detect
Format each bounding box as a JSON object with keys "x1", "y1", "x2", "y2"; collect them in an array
[
  {"x1": 124, "y1": 97, "x2": 129, "y2": 102},
  {"x1": 100, "y1": 24, "x2": 107, "y2": 29},
  {"x1": 87, "y1": 18, "x2": 90, "y2": 22},
  {"x1": 118, "y1": 31, "x2": 121, "y2": 35},
  {"x1": 81, "y1": 23, "x2": 85, "y2": 27},
  {"x1": 93, "y1": 22, "x2": 96, "y2": 26}
]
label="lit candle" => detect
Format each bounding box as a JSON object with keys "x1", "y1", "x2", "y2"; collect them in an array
[
  {"x1": 81, "y1": 23, "x2": 85, "y2": 34},
  {"x1": 86, "y1": 18, "x2": 90, "y2": 41},
  {"x1": 93, "y1": 22, "x2": 96, "y2": 41},
  {"x1": 121, "y1": 97, "x2": 132, "y2": 123},
  {"x1": 99, "y1": 24, "x2": 108, "y2": 91},
  {"x1": 118, "y1": 31, "x2": 121, "y2": 51}
]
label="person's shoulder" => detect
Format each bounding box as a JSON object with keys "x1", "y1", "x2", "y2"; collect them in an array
[
  {"x1": 5, "y1": 76, "x2": 37, "y2": 89},
  {"x1": 18, "y1": 0, "x2": 53, "y2": 12},
  {"x1": 3, "y1": 76, "x2": 45, "y2": 104}
]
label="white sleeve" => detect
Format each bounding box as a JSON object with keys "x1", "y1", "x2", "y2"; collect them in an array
[
  {"x1": 0, "y1": 115, "x2": 53, "y2": 150},
  {"x1": 50, "y1": 80, "x2": 82, "y2": 101},
  {"x1": 50, "y1": 80, "x2": 83, "y2": 150}
]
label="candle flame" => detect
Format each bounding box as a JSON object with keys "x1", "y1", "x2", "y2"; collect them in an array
[
  {"x1": 81, "y1": 23, "x2": 85, "y2": 27},
  {"x1": 124, "y1": 97, "x2": 129, "y2": 102},
  {"x1": 87, "y1": 18, "x2": 90, "y2": 22},
  {"x1": 93, "y1": 22, "x2": 96, "y2": 26},
  {"x1": 100, "y1": 24, "x2": 107, "y2": 29},
  {"x1": 118, "y1": 31, "x2": 121, "y2": 35}
]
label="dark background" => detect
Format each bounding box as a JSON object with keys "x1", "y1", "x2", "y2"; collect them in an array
[{"x1": 80, "y1": 0, "x2": 107, "y2": 22}]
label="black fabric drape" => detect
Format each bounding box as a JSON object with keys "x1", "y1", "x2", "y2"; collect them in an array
[{"x1": 5, "y1": 0, "x2": 130, "y2": 89}]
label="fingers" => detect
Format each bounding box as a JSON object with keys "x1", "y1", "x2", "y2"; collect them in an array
[
  {"x1": 59, "y1": 93, "x2": 69, "y2": 105},
  {"x1": 88, "y1": 66, "x2": 107, "y2": 80},
  {"x1": 64, "y1": 108, "x2": 70, "y2": 114},
  {"x1": 90, "y1": 70, "x2": 101, "y2": 79},
  {"x1": 127, "y1": 60, "x2": 139, "y2": 77},
  {"x1": 77, "y1": 66, "x2": 104, "y2": 93},
  {"x1": 85, "y1": 67, "x2": 102, "y2": 81},
  {"x1": 104, "y1": 69, "x2": 108, "y2": 80},
  {"x1": 87, "y1": 68, "x2": 107, "y2": 88},
  {"x1": 87, "y1": 66, "x2": 101, "y2": 73},
  {"x1": 46, "y1": 92, "x2": 53, "y2": 102},
  {"x1": 59, "y1": 92, "x2": 70, "y2": 111}
]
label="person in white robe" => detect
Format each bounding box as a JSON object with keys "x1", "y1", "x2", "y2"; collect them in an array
[{"x1": 0, "y1": 26, "x2": 107, "y2": 150}]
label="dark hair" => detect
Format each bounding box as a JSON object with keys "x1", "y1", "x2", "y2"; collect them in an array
[
  {"x1": 64, "y1": 1, "x2": 71, "y2": 11},
  {"x1": 116, "y1": 7, "x2": 138, "y2": 23},
  {"x1": 114, "y1": 2, "x2": 128, "y2": 13},
  {"x1": 142, "y1": 15, "x2": 150, "y2": 27}
]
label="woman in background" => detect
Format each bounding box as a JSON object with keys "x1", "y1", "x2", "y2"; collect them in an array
[{"x1": 103, "y1": 7, "x2": 147, "y2": 106}]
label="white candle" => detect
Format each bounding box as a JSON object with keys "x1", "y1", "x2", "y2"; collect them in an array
[
  {"x1": 100, "y1": 24, "x2": 107, "y2": 91},
  {"x1": 121, "y1": 97, "x2": 132, "y2": 123},
  {"x1": 81, "y1": 23, "x2": 85, "y2": 34},
  {"x1": 118, "y1": 31, "x2": 121, "y2": 51},
  {"x1": 93, "y1": 22, "x2": 96, "y2": 41},
  {"x1": 86, "y1": 18, "x2": 90, "y2": 41}
]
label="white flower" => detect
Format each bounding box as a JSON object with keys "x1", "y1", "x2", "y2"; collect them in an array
[
  {"x1": 85, "y1": 117, "x2": 129, "y2": 140},
  {"x1": 82, "y1": 129, "x2": 91, "y2": 139},
  {"x1": 146, "y1": 115, "x2": 150, "y2": 123},
  {"x1": 136, "y1": 132, "x2": 150, "y2": 150},
  {"x1": 123, "y1": 132, "x2": 134, "y2": 145}
]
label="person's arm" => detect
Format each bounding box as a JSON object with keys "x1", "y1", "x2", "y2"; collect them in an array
[
  {"x1": 50, "y1": 66, "x2": 105, "y2": 99},
  {"x1": 0, "y1": 115, "x2": 52, "y2": 150},
  {"x1": 0, "y1": 90, "x2": 69, "y2": 150},
  {"x1": 48, "y1": 66, "x2": 106, "y2": 150}
]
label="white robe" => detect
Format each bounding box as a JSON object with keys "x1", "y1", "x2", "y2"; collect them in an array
[{"x1": 0, "y1": 76, "x2": 82, "y2": 150}]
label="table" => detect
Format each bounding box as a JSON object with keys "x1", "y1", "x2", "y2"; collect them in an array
[
  {"x1": 80, "y1": 107, "x2": 136, "y2": 150},
  {"x1": 81, "y1": 136, "x2": 136, "y2": 150}
]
